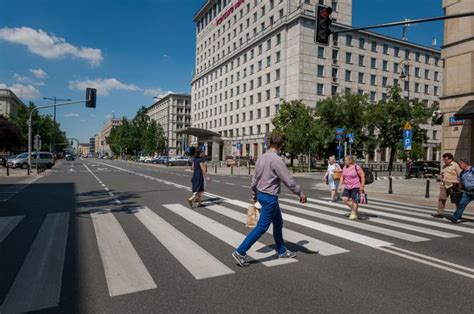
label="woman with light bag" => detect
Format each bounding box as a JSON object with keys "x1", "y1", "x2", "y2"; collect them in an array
[
  {"x1": 188, "y1": 150, "x2": 210, "y2": 207},
  {"x1": 338, "y1": 155, "x2": 366, "y2": 220},
  {"x1": 324, "y1": 155, "x2": 342, "y2": 202}
]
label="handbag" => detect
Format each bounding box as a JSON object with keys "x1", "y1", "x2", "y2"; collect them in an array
[
  {"x1": 245, "y1": 202, "x2": 261, "y2": 228},
  {"x1": 333, "y1": 169, "x2": 342, "y2": 180},
  {"x1": 450, "y1": 190, "x2": 463, "y2": 204},
  {"x1": 357, "y1": 192, "x2": 368, "y2": 204}
]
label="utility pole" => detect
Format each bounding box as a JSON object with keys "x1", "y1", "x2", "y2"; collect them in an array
[{"x1": 43, "y1": 96, "x2": 72, "y2": 153}]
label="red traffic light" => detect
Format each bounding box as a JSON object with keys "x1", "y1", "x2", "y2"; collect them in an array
[{"x1": 320, "y1": 7, "x2": 332, "y2": 18}]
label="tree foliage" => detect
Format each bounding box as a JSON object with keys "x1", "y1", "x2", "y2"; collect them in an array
[
  {"x1": 5, "y1": 102, "x2": 66, "y2": 152},
  {"x1": 367, "y1": 85, "x2": 435, "y2": 169},
  {"x1": 107, "y1": 106, "x2": 166, "y2": 157},
  {"x1": 0, "y1": 116, "x2": 23, "y2": 151}
]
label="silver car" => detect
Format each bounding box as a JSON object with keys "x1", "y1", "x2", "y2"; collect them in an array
[{"x1": 7, "y1": 152, "x2": 55, "y2": 169}]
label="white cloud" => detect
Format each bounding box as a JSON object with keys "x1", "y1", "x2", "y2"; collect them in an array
[
  {"x1": 13, "y1": 73, "x2": 33, "y2": 83},
  {"x1": 0, "y1": 82, "x2": 40, "y2": 100},
  {"x1": 144, "y1": 87, "x2": 173, "y2": 99},
  {"x1": 64, "y1": 112, "x2": 80, "y2": 118},
  {"x1": 29, "y1": 68, "x2": 48, "y2": 78},
  {"x1": 0, "y1": 27, "x2": 104, "y2": 66},
  {"x1": 68, "y1": 78, "x2": 140, "y2": 96}
]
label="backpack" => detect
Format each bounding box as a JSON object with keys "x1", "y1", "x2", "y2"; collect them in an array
[
  {"x1": 459, "y1": 167, "x2": 474, "y2": 190},
  {"x1": 355, "y1": 165, "x2": 374, "y2": 185}
]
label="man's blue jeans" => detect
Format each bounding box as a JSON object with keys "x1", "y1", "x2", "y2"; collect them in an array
[
  {"x1": 452, "y1": 191, "x2": 473, "y2": 220},
  {"x1": 236, "y1": 192, "x2": 287, "y2": 255}
]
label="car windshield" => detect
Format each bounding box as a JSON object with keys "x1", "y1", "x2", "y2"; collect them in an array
[{"x1": 16, "y1": 153, "x2": 28, "y2": 159}]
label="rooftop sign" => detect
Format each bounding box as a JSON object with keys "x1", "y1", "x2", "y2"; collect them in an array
[{"x1": 216, "y1": 0, "x2": 245, "y2": 26}]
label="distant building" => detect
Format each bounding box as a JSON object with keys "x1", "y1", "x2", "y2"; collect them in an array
[
  {"x1": 0, "y1": 89, "x2": 24, "y2": 118},
  {"x1": 98, "y1": 118, "x2": 122, "y2": 156},
  {"x1": 89, "y1": 137, "x2": 96, "y2": 156},
  {"x1": 147, "y1": 93, "x2": 192, "y2": 156},
  {"x1": 441, "y1": 0, "x2": 474, "y2": 164},
  {"x1": 192, "y1": 0, "x2": 443, "y2": 161},
  {"x1": 78, "y1": 143, "x2": 90, "y2": 156}
]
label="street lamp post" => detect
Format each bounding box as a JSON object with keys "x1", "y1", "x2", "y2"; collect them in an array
[{"x1": 43, "y1": 96, "x2": 72, "y2": 153}]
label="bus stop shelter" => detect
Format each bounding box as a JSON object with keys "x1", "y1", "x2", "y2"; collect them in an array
[{"x1": 175, "y1": 127, "x2": 227, "y2": 162}]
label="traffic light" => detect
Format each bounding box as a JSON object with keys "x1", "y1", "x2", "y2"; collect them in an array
[
  {"x1": 86, "y1": 88, "x2": 97, "y2": 108},
  {"x1": 315, "y1": 5, "x2": 333, "y2": 45}
]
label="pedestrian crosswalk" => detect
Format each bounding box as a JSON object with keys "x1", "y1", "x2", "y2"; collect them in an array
[{"x1": 1, "y1": 196, "x2": 473, "y2": 311}]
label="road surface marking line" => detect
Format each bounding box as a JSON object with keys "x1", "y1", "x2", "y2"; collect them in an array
[
  {"x1": 104, "y1": 187, "x2": 110, "y2": 191},
  {"x1": 376, "y1": 247, "x2": 474, "y2": 280},
  {"x1": 213, "y1": 180, "x2": 221, "y2": 183},
  {"x1": 2, "y1": 213, "x2": 69, "y2": 313},
  {"x1": 387, "y1": 246, "x2": 474, "y2": 273},
  {"x1": 164, "y1": 204, "x2": 297, "y2": 267},
  {"x1": 304, "y1": 198, "x2": 474, "y2": 234},
  {"x1": 276, "y1": 199, "x2": 429, "y2": 242},
  {"x1": 0, "y1": 216, "x2": 24, "y2": 242},
  {"x1": 108, "y1": 192, "x2": 114, "y2": 197},
  {"x1": 91, "y1": 209, "x2": 156, "y2": 297},
  {"x1": 225, "y1": 183, "x2": 236, "y2": 186},
  {"x1": 114, "y1": 199, "x2": 122, "y2": 205},
  {"x1": 132, "y1": 206, "x2": 234, "y2": 279},
  {"x1": 206, "y1": 204, "x2": 348, "y2": 256},
  {"x1": 226, "y1": 199, "x2": 393, "y2": 248},
  {"x1": 361, "y1": 198, "x2": 474, "y2": 219},
  {"x1": 241, "y1": 185, "x2": 251, "y2": 188}
]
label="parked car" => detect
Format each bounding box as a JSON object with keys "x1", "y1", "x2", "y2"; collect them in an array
[
  {"x1": 65, "y1": 154, "x2": 75, "y2": 161},
  {"x1": 409, "y1": 160, "x2": 441, "y2": 178},
  {"x1": 152, "y1": 156, "x2": 168, "y2": 164},
  {"x1": 225, "y1": 156, "x2": 255, "y2": 167},
  {"x1": 144, "y1": 156, "x2": 154, "y2": 163},
  {"x1": 169, "y1": 156, "x2": 190, "y2": 166},
  {"x1": 7, "y1": 152, "x2": 55, "y2": 169}
]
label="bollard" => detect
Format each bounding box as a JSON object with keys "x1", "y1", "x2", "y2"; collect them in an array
[
  {"x1": 374, "y1": 170, "x2": 378, "y2": 180},
  {"x1": 231, "y1": 166, "x2": 233, "y2": 175},
  {"x1": 6, "y1": 164, "x2": 9, "y2": 176},
  {"x1": 215, "y1": 164, "x2": 217, "y2": 174},
  {"x1": 425, "y1": 179, "x2": 430, "y2": 198},
  {"x1": 248, "y1": 163, "x2": 251, "y2": 175},
  {"x1": 27, "y1": 164, "x2": 30, "y2": 176},
  {"x1": 388, "y1": 177, "x2": 393, "y2": 194}
]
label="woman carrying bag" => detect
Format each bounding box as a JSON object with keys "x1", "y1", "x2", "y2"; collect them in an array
[
  {"x1": 323, "y1": 155, "x2": 342, "y2": 202},
  {"x1": 338, "y1": 156, "x2": 365, "y2": 220},
  {"x1": 188, "y1": 150, "x2": 210, "y2": 207}
]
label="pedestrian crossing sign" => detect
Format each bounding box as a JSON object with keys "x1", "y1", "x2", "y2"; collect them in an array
[{"x1": 403, "y1": 122, "x2": 412, "y2": 130}]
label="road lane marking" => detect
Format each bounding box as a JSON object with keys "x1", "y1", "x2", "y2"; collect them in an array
[
  {"x1": 226, "y1": 199, "x2": 393, "y2": 248},
  {"x1": 91, "y1": 209, "x2": 156, "y2": 296},
  {"x1": 376, "y1": 246, "x2": 474, "y2": 280},
  {"x1": 225, "y1": 183, "x2": 236, "y2": 186},
  {"x1": 304, "y1": 198, "x2": 474, "y2": 234},
  {"x1": 132, "y1": 206, "x2": 234, "y2": 279},
  {"x1": 164, "y1": 204, "x2": 297, "y2": 267},
  {"x1": 278, "y1": 199, "x2": 431, "y2": 242},
  {"x1": 0, "y1": 216, "x2": 24, "y2": 242},
  {"x1": 206, "y1": 204, "x2": 348, "y2": 256},
  {"x1": 302, "y1": 199, "x2": 461, "y2": 238},
  {"x1": 2, "y1": 213, "x2": 69, "y2": 312}
]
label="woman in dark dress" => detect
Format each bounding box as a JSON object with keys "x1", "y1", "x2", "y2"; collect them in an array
[{"x1": 188, "y1": 151, "x2": 209, "y2": 207}]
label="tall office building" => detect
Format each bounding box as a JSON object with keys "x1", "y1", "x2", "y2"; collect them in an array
[
  {"x1": 191, "y1": 0, "x2": 443, "y2": 161},
  {"x1": 147, "y1": 93, "x2": 192, "y2": 157},
  {"x1": 0, "y1": 89, "x2": 24, "y2": 118}
]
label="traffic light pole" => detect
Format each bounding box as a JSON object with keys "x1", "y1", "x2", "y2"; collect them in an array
[
  {"x1": 332, "y1": 12, "x2": 474, "y2": 35},
  {"x1": 27, "y1": 99, "x2": 93, "y2": 174}
]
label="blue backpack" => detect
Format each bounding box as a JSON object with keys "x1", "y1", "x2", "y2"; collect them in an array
[{"x1": 460, "y1": 167, "x2": 474, "y2": 190}]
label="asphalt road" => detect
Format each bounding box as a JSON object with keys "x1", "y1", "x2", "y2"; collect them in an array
[{"x1": 0, "y1": 159, "x2": 473, "y2": 313}]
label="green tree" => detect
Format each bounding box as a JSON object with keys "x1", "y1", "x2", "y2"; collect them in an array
[
  {"x1": 272, "y1": 100, "x2": 322, "y2": 165},
  {"x1": 0, "y1": 116, "x2": 23, "y2": 152},
  {"x1": 314, "y1": 92, "x2": 372, "y2": 159},
  {"x1": 367, "y1": 85, "x2": 435, "y2": 171}
]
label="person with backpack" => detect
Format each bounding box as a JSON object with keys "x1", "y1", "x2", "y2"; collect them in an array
[
  {"x1": 338, "y1": 155, "x2": 365, "y2": 220},
  {"x1": 323, "y1": 155, "x2": 342, "y2": 202},
  {"x1": 446, "y1": 159, "x2": 474, "y2": 223}
]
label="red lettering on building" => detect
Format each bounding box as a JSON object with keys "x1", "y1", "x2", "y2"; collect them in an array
[{"x1": 215, "y1": 0, "x2": 245, "y2": 26}]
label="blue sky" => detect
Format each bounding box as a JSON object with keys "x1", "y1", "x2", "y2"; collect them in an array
[{"x1": 0, "y1": 0, "x2": 443, "y2": 143}]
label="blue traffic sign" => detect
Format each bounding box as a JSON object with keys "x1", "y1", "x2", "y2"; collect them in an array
[
  {"x1": 336, "y1": 128, "x2": 345, "y2": 135},
  {"x1": 236, "y1": 143, "x2": 242, "y2": 150},
  {"x1": 403, "y1": 129, "x2": 412, "y2": 139},
  {"x1": 200, "y1": 145, "x2": 206, "y2": 152},
  {"x1": 336, "y1": 134, "x2": 344, "y2": 141},
  {"x1": 347, "y1": 133, "x2": 354, "y2": 144},
  {"x1": 404, "y1": 138, "x2": 412, "y2": 150}
]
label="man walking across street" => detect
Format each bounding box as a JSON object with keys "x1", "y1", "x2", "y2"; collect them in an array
[
  {"x1": 232, "y1": 131, "x2": 307, "y2": 267},
  {"x1": 446, "y1": 159, "x2": 474, "y2": 223},
  {"x1": 432, "y1": 153, "x2": 461, "y2": 218}
]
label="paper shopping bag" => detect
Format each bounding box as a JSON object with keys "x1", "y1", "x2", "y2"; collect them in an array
[{"x1": 245, "y1": 203, "x2": 260, "y2": 228}]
